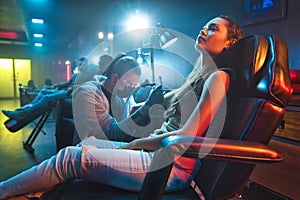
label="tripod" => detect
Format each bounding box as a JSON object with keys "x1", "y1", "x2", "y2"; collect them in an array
[{"x1": 23, "y1": 108, "x2": 53, "y2": 153}]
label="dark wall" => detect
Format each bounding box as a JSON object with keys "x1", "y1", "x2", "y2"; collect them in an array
[
  {"x1": 170, "y1": 0, "x2": 300, "y2": 70},
  {"x1": 242, "y1": 0, "x2": 300, "y2": 70}
]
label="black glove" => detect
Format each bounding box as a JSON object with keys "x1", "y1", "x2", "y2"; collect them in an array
[
  {"x1": 130, "y1": 85, "x2": 164, "y2": 126},
  {"x1": 134, "y1": 85, "x2": 153, "y2": 103},
  {"x1": 145, "y1": 85, "x2": 164, "y2": 106}
]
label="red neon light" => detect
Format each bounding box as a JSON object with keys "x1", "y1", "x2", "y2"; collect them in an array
[
  {"x1": 290, "y1": 69, "x2": 300, "y2": 82},
  {"x1": 0, "y1": 31, "x2": 19, "y2": 39},
  {"x1": 66, "y1": 64, "x2": 71, "y2": 81}
]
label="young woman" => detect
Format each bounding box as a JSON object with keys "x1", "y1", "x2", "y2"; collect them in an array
[{"x1": 0, "y1": 15, "x2": 243, "y2": 199}]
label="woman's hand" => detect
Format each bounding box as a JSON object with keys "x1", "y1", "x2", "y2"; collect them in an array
[
  {"x1": 118, "y1": 140, "x2": 136, "y2": 150},
  {"x1": 118, "y1": 138, "x2": 149, "y2": 150},
  {"x1": 118, "y1": 132, "x2": 176, "y2": 151}
]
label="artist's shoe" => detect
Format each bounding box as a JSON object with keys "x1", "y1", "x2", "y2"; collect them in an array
[{"x1": 2, "y1": 109, "x2": 27, "y2": 121}]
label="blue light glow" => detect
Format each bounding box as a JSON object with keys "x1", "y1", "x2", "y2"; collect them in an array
[
  {"x1": 263, "y1": 0, "x2": 274, "y2": 8},
  {"x1": 257, "y1": 80, "x2": 268, "y2": 90}
]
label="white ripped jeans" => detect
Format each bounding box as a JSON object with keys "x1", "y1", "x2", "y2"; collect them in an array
[{"x1": 0, "y1": 137, "x2": 198, "y2": 199}]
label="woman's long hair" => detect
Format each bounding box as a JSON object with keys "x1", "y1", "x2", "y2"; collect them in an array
[{"x1": 165, "y1": 53, "x2": 216, "y2": 118}]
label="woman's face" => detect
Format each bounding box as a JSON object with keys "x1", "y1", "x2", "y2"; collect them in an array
[{"x1": 195, "y1": 17, "x2": 232, "y2": 56}]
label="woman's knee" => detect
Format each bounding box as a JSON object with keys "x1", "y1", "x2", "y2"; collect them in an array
[
  {"x1": 57, "y1": 146, "x2": 81, "y2": 163},
  {"x1": 55, "y1": 146, "x2": 83, "y2": 179}
]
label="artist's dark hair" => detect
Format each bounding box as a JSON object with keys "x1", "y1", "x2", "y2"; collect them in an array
[{"x1": 103, "y1": 53, "x2": 141, "y2": 78}]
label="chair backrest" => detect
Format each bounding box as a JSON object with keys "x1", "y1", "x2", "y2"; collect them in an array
[{"x1": 194, "y1": 35, "x2": 293, "y2": 199}]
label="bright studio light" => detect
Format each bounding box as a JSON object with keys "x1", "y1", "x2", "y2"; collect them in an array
[{"x1": 126, "y1": 13, "x2": 149, "y2": 31}]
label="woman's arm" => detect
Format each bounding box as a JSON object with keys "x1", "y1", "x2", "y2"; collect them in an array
[
  {"x1": 178, "y1": 70, "x2": 230, "y2": 137},
  {"x1": 120, "y1": 70, "x2": 230, "y2": 151}
]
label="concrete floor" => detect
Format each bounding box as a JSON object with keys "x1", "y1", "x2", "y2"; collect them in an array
[
  {"x1": 250, "y1": 138, "x2": 300, "y2": 200},
  {"x1": 0, "y1": 98, "x2": 56, "y2": 181}
]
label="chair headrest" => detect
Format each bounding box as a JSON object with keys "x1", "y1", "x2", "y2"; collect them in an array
[{"x1": 215, "y1": 35, "x2": 292, "y2": 107}]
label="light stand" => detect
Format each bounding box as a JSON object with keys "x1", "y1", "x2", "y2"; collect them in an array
[
  {"x1": 150, "y1": 47, "x2": 155, "y2": 82},
  {"x1": 137, "y1": 25, "x2": 177, "y2": 83}
]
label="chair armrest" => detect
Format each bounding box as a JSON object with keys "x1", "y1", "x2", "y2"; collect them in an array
[
  {"x1": 138, "y1": 135, "x2": 282, "y2": 200},
  {"x1": 160, "y1": 135, "x2": 283, "y2": 164}
]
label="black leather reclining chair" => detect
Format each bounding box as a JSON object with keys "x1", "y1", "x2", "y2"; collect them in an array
[
  {"x1": 55, "y1": 97, "x2": 74, "y2": 152},
  {"x1": 44, "y1": 35, "x2": 292, "y2": 200}
]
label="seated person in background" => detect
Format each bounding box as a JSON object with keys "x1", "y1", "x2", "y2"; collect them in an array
[
  {"x1": 73, "y1": 57, "x2": 99, "y2": 86},
  {"x1": 43, "y1": 78, "x2": 53, "y2": 89},
  {"x1": 1, "y1": 57, "x2": 100, "y2": 121},
  {"x1": 24, "y1": 79, "x2": 39, "y2": 93},
  {"x1": 67, "y1": 55, "x2": 114, "y2": 94},
  {"x1": 72, "y1": 53, "x2": 164, "y2": 144},
  {"x1": 0, "y1": 15, "x2": 243, "y2": 198},
  {"x1": 88, "y1": 54, "x2": 113, "y2": 84},
  {"x1": 98, "y1": 54, "x2": 114, "y2": 75}
]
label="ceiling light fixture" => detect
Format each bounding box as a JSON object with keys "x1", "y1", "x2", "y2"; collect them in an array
[
  {"x1": 33, "y1": 33, "x2": 43, "y2": 38},
  {"x1": 107, "y1": 32, "x2": 114, "y2": 40},
  {"x1": 98, "y1": 32, "x2": 104, "y2": 40},
  {"x1": 34, "y1": 42, "x2": 43, "y2": 47},
  {"x1": 31, "y1": 18, "x2": 44, "y2": 24}
]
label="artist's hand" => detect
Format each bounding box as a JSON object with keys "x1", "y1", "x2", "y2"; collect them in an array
[
  {"x1": 118, "y1": 137, "x2": 155, "y2": 150},
  {"x1": 145, "y1": 85, "x2": 164, "y2": 106},
  {"x1": 118, "y1": 132, "x2": 176, "y2": 151}
]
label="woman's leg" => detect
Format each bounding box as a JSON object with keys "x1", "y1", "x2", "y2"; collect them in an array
[
  {"x1": 80, "y1": 146, "x2": 153, "y2": 191},
  {"x1": 79, "y1": 141, "x2": 195, "y2": 192},
  {"x1": 25, "y1": 90, "x2": 68, "y2": 113},
  {"x1": 30, "y1": 89, "x2": 57, "y2": 104},
  {"x1": 1, "y1": 90, "x2": 66, "y2": 120},
  {"x1": 0, "y1": 138, "x2": 196, "y2": 199},
  {"x1": 0, "y1": 146, "x2": 82, "y2": 199},
  {"x1": 0, "y1": 139, "x2": 131, "y2": 198}
]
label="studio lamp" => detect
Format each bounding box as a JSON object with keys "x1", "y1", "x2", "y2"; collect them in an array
[{"x1": 156, "y1": 23, "x2": 178, "y2": 49}]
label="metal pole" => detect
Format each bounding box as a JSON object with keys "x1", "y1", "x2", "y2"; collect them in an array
[{"x1": 150, "y1": 47, "x2": 155, "y2": 83}]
